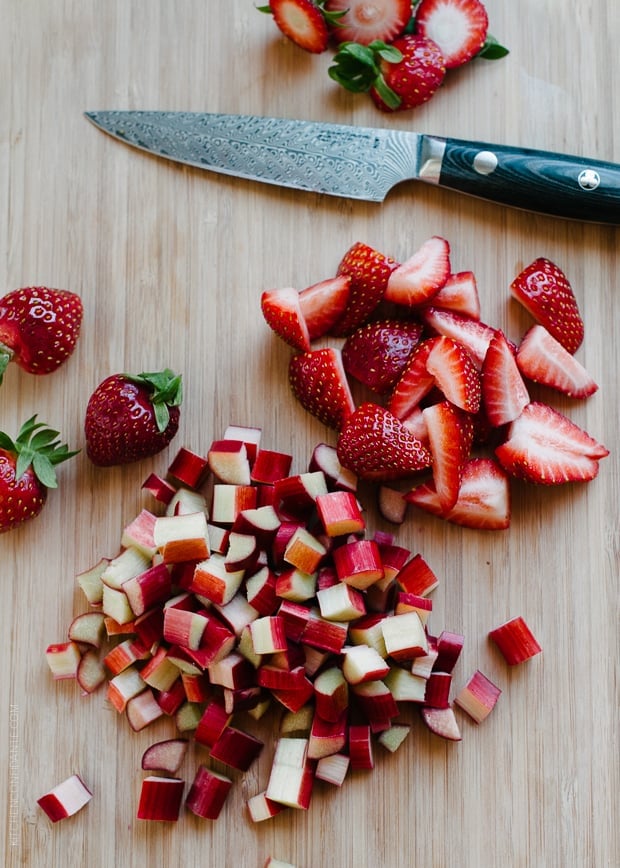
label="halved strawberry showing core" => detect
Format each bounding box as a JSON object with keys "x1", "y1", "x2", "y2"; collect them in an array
[
  {"x1": 333, "y1": 242, "x2": 399, "y2": 335},
  {"x1": 429, "y1": 270, "x2": 481, "y2": 320},
  {"x1": 289, "y1": 347, "x2": 356, "y2": 430},
  {"x1": 495, "y1": 401, "x2": 609, "y2": 485},
  {"x1": 425, "y1": 335, "x2": 481, "y2": 413},
  {"x1": 325, "y1": 0, "x2": 412, "y2": 45},
  {"x1": 414, "y1": 0, "x2": 489, "y2": 69},
  {"x1": 261, "y1": 286, "x2": 311, "y2": 352},
  {"x1": 298, "y1": 275, "x2": 351, "y2": 340},
  {"x1": 481, "y1": 330, "x2": 530, "y2": 427},
  {"x1": 510, "y1": 257, "x2": 584, "y2": 354},
  {"x1": 422, "y1": 400, "x2": 474, "y2": 511},
  {"x1": 384, "y1": 236, "x2": 450, "y2": 307},
  {"x1": 265, "y1": 0, "x2": 331, "y2": 53},
  {"x1": 342, "y1": 319, "x2": 423, "y2": 394},
  {"x1": 388, "y1": 337, "x2": 440, "y2": 419},
  {"x1": 337, "y1": 402, "x2": 432, "y2": 481},
  {"x1": 420, "y1": 307, "x2": 497, "y2": 368},
  {"x1": 516, "y1": 324, "x2": 598, "y2": 399}
]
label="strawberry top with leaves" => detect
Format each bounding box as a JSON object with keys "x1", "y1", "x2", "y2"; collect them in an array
[
  {"x1": 0, "y1": 286, "x2": 83, "y2": 384},
  {"x1": 510, "y1": 258, "x2": 584, "y2": 354},
  {"x1": 0, "y1": 416, "x2": 78, "y2": 533},
  {"x1": 325, "y1": 0, "x2": 412, "y2": 45},
  {"x1": 84, "y1": 369, "x2": 183, "y2": 466}
]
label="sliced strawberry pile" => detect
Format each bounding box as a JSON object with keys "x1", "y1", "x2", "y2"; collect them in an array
[
  {"x1": 258, "y1": 0, "x2": 508, "y2": 113},
  {"x1": 261, "y1": 240, "x2": 608, "y2": 530}
]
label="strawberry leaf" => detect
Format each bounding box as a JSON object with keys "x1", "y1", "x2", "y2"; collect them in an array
[
  {"x1": 32, "y1": 453, "x2": 59, "y2": 489},
  {"x1": 478, "y1": 34, "x2": 509, "y2": 60}
]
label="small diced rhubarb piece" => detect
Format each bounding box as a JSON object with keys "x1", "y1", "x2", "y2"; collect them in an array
[
  {"x1": 283, "y1": 527, "x2": 326, "y2": 574},
  {"x1": 209, "y1": 726, "x2": 264, "y2": 771},
  {"x1": 489, "y1": 616, "x2": 542, "y2": 665},
  {"x1": 301, "y1": 614, "x2": 348, "y2": 654},
  {"x1": 434, "y1": 630, "x2": 465, "y2": 673},
  {"x1": 211, "y1": 483, "x2": 257, "y2": 525},
  {"x1": 121, "y1": 509, "x2": 158, "y2": 557},
  {"x1": 232, "y1": 504, "x2": 281, "y2": 548},
  {"x1": 377, "y1": 723, "x2": 411, "y2": 753},
  {"x1": 107, "y1": 666, "x2": 146, "y2": 712},
  {"x1": 207, "y1": 522, "x2": 230, "y2": 554},
  {"x1": 382, "y1": 611, "x2": 429, "y2": 663},
  {"x1": 420, "y1": 705, "x2": 462, "y2": 741},
  {"x1": 122, "y1": 562, "x2": 172, "y2": 617},
  {"x1": 250, "y1": 616, "x2": 288, "y2": 654},
  {"x1": 309, "y1": 442, "x2": 357, "y2": 492},
  {"x1": 223, "y1": 424, "x2": 262, "y2": 463},
  {"x1": 384, "y1": 666, "x2": 427, "y2": 703},
  {"x1": 103, "y1": 638, "x2": 148, "y2": 676},
  {"x1": 303, "y1": 645, "x2": 331, "y2": 677},
  {"x1": 163, "y1": 606, "x2": 208, "y2": 650},
  {"x1": 274, "y1": 471, "x2": 328, "y2": 518},
  {"x1": 195, "y1": 700, "x2": 232, "y2": 748},
  {"x1": 133, "y1": 607, "x2": 165, "y2": 647},
  {"x1": 186, "y1": 765, "x2": 233, "y2": 819},
  {"x1": 348, "y1": 614, "x2": 388, "y2": 657},
  {"x1": 126, "y1": 688, "x2": 165, "y2": 731},
  {"x1": 455, "y1": 670, "x2": 502, "y2": 723},
  {"x1": 167, "y1": 447, "x2": 209, "y2": 488},
  {"x1": 214, "y1": 593, "x2": 260, "y2": 636},
  {"x1": 280, "y1": 705, "x2": 314, "y2": 737},
  {"x1": 142, "y1": 739, "x2": 188, "y2": 775},
  {"x1": 208, "y1": 439, "x2": 251, "y2": 484},
  {"x1": 181, "y1": 672, "x2": 210, "y2": 703},
  {"x1": 247, "y1": 791, "x2": 286, "y2": 822},
  {"x1": 308, "y1": 711, "x2": 347, "y2": 759},
  {"x1": 313, "y1": 666, "x2": 349, "y2": 722},
  {"x1": 250, "y1": 448, "x2": 293, "y2": 484},
  {"x1": 101, "y1": 585, "x2": 134, "y2": 626},
  {"x1": 67, "y1": 612, "x2": 106, "y2": 648},
  {"x1": 191, "y1": 553, "x2": 244, "y2": 606},
  {"x1": 315, "y1": 753, "x2": 350, "y2": 787},
  {"x1": 266, "y1": 738, "x2": 314, "y2": 810},
  {"x1": 166, "y1": 486, "x2": 208, "y2": 517},
  {"x1": 156, "y1": 678, "x2": 186, "y2": 716},
  {"x1": 45, "y1": 642, "x2": 81, "y2": 680},
  {"x1": 245, "y1": 566, "x2": 279, "y2": 616},
  {"x1": 277, "y1": 601, "x2": 313, "y2": 642},
  {"x1": 103, "y1": 614, "x2": 135, "y2": 636},
  {"x1": 348, "y1": 724, "x2": 374, "y2": 770},
  {"x1": 315, "y1": 491, "x2": 365, "y2": 537},
  {"x1": 394, "y1": 591, "x2": 433, "y2": 624},
  {"x1": 396, "y1": 553, "x2": 439, "y2": 596},
  {"x1": 77, "y1": 649, "x2": 107, "y2": 694},
  {"x1": 333, "y1": 539, "x2": 384, "y2": 590},
  {"x1": 316, "y1": 582, "x2": 365, "y2": 622},
  {"x1": 142, "y1": 472, "x2": 176, "y2": 505},
  {"x1": 377, "y1": 486, "x2": 408, "y2": 524},
  {"x1": 376, "y1": 542, "x2": 410, "y2": 583},
  {"x1": 342, "y1": 644, "x2": 390, "y2": 685},
  {"x1": 137, "y1": 777, "x2": 185, "y2": 821},
  {"x1": 37, "y1": 774, "x2": 92, "y2": 822},
  {"x1": 208, "y1": 651, "x2": 255, "y2": 690},
  {"x1": 411, "y1": 648, "x2": 439, "y2": 679},
  {"x1": 76, "y1": 558, "x2": 109, "y2": 607},
  {"x1": 270, "y1": 676, "x2": 315, "y2": 714},
  {"x1": 223, "y1": 686, "x2": 263, "y2": 714},
  {"x1": 140, "y1": 647, "x2": 180, "y2": 692},
  {"x1": 223, "y1": 531, "x2": 259, "y2": 574},
  {"x1": 275, "y1": 568, "x2": 317, "y2": 603},
  {"x1": 153, "y1": 512, "x2": 210, "y2": 564},
  {"x1": 424, "y1": 672, "x2": 452, "y2": 709},
  {"x1": 352, "y1": 680, "x2": 399, "y2": 726},
  {"x1": 101, "y1": 546, "x2": 151, "y2": 589},
  {"x1": 175, "y1": 701, "x2": 203, "y2": 733},
  {"x1": 257, "y1": 664, "x2": 307, "y2": 692},
  {"x1": 185, "y1": 614, "x2": 236, "y2": 668}
]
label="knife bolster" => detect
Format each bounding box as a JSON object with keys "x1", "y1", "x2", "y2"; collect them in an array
[{"x1": 417, "y1": 136, "x2": 447, "y2": 184}]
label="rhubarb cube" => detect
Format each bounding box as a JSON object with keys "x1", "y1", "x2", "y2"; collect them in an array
[
  {"x1": 186, "y1": 766, "x2": 233, "y2": 819},
  {"x1": 315, "y1": 490, "x2": 365, "y2": 537},
  {"x1": 455, "y1": 670, "x2": 502, "y2": 723},
  {"x1": 137, "y1": 777, "x2": 185, "y2": 821},
  {"x1": 37, "y1": 774, "x2": 92, "y2": 823},
  {"x1": 315, "y1": 753, "x2": 350, "y2": 787},
  {"x1": 167, "y1": 447, "x2": 209, "y2": 488},
  {"x1": 489, "y1": 616, "x2": 542, "y2": 665},
  {"x1": 208, "y1": 439, "x2": 251, "y2": 485},
  {"x1": 333, "y1": 539, "x2": 384, "y2": 590}
]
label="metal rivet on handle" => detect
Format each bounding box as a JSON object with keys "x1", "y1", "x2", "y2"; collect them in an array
[
  {"x1": 578, "y1": 169, "x2": 601, "y2": 191},
  {"x1": 473, "y1": 151, "x2": 498, "y2": 175}
]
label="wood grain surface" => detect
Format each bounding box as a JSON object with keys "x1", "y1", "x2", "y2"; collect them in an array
[{"x1": 2, "y1": 2, "x2": 618, "y2": 867}]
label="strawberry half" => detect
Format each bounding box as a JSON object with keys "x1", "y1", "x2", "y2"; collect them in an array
[
  {"x1": 388, "y1": 337, "x2": 440, "y2": 420},
  {"x1": 414, "y1": 0, "x2": 489, "y2": 69},
  {"x1": 0, "y1": 286, "x2": 83, "y2": 384},
  {"x1": 420, "y1": 307, "x2": 497, "y2": 368},
  {"x1": 384, "y1": 236, "x2": 450, "y2": 307},
  {"x1": 0, "y1": 416, "x2": 78, "y2": 533},
  {"x1": 406, "y1": 457, "x2": 510, "y2": 530},
  {"x1": 324, "y1": 0, "x2": 412, "y2": 45},
  {"x1": 337, "y1": 402, "x2": 432, "y2": 481},
  {"x1": 332, "y1": 242, "x2": 399, "y2": 335},
  {"x1": 342, "y1": 319, "x2": 423, "y2": 394},
  {"x1": 265, "y1": 0, "x2": 331, "y2": 53},
  {"x1": 429, "y1": 270, "x2": 481, "y2": 320},
  {"x1": 481, "y1": 330, "x2": 530, "y2": 427},
  {"x1": 288, "y1": 347, "x2": 356, "y2": 430},
  {"x1": 261, "y1": 286, "x2": 311, "y2": 352},
  {"x1": 495, "y1": 401, "x2": 609, "y2": 485},
  {"x1": 298, "y1": 275, "x2": 351, "y2": 340},
  {"x1": 516, "y1": 325, "x2": 598, "y2": 399},
  {"x1": 84, "y1": 369, "x2": 183, "y2": 466},
  {"x1": 422, "y1": 400, "x2": 474, "y2": 511},
  {"x1": 425, "y1": 335, "x2": 481, "y2": 413},
  {"x1": 510, "y1": 258, "x2": 584, "y2": 354}
]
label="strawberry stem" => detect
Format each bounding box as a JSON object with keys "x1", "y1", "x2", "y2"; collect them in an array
[
  {"x1": 0, "y1": 345, "x2": 13, "y2": 384},
  {"x1": 125, "y1": 369, "x2": 183, "y2": 433},
  {"x1": 0, "y1": 415, "x2": 79, "y2": 488},
  {"x1": 328, "y1": 41, "x2": 403, "y2": 110}
]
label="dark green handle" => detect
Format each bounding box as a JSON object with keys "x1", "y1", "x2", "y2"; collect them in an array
[{"x1": 436, "y1": 138, "x2": 620, "y2": 224}]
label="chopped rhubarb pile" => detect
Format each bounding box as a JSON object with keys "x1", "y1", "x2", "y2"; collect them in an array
[{"x1": 44, "y1": 427, "x2": 541, "y2": 824}]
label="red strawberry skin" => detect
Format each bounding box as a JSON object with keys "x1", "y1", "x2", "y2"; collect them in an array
[
  {"x1": 371, "y1": 34, "x2": 446, "y2": 112},
  {"x1": 0, "y1": 451, "x2": 47, "y2": 532},
  {"x1": 289, "y1": 347, "x2": 356, "y2": 431},
  {"x1": 0, "y1": 286, "x2": 83, "y2": 378},
  {"x1": 269, "y1": 0, "x2": 330, "y2": 53},
  {"x1": 325, "y1": 0, "x2": 412, "y2": 45},
  {"x1": 333, "y1": 242, "x2": 399, "y2": 336},
  {"x1": 261, "y1": 287, "x2": 311, "y2": 352},
  {"x1": 85, "y1": 373, "x2": 181, "y2": 466},
  {"x1": 510, "y1": 258, "x2": 584, "y2": 354},
  {"x1": 342, "y1": 319, "x2": 423, "y2": 394},
  {"x1": 337, "y1": 402, "x2": 432, "y2": 481}
]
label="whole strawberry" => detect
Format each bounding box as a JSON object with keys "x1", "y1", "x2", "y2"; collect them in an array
[
  {"x1": 84, "y1": 369, "x2": 183, "y2": 466},
  {"x1": 0, "y1": 416, "x2": 78, "y2": 533},
  {"x1": 0, "y1": 287, "x2": 83, "y2": 384}
]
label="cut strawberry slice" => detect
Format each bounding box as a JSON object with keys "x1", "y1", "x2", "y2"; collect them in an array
[
  {"x1": 388, "y1": 337, "x2": 440, "y2": 419},
  {"x1": 420, "y1": 307, "x2": 497, "y2": 368},
  {"x1": 268, "y1": 0, "x2": 330, "y2": 53},
  {"x1": 422, "y1": 401, "x2": 474, "y2": 511},
  {"x1": 425, "y1": 335, "x2": 481, "y2": 413},
  {"x1": 510, "y1": 257, "x2": 584, "y2": 354},
  {"x1": 495, "y1": 401, "x2": 609, "y2": 485},
  {"x1": 325, "y1": 0, "x2": 412, "y2": 45},
  {"x1": 415, "y1": 0, "x2": 489, "y2": 69},
  {"x1": 332, "y1": 242, "x2": 399, "y2": 336},
  {"x1": 289, "y1": 347, "x2": 356, "y2": 431},
  {"x1": 337, "y1": 402, "x2": 432, "y2": 481},
  {"x1": 516, "y1": 325, "x2": 598, "y2": 398},
  {"x1": 429, "y1": 270, "x2": 481, "y2": 319},
  {"x1": 261, "y1": 286, "x2": 311, "y2": 352},
  {"x1": 342, "y1": 319, "x2": 423, "y2": 395},
  {"x1": 298, "y1": 275, "x2": 351, "y2": 340},
  {"x1": 384, "y1": 236, "x2": 450, "y2": 307},
  {"x1": 481, "y1": 330, "x2": 530, "y2": 426},
  {"x1": 406, "y1": 457, "x2": 511, "y2": 530}
]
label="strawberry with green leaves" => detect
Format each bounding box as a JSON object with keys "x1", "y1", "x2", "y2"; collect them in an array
[
  {"x1": 84, "y1": 369, "x2": 182, "y2": 466},
  {"x1": 0, "y1": 416, "x2": 78, "y2": 533},
  {"x1": 0, "y1": 286, "x2": 83, "y2": 384}
]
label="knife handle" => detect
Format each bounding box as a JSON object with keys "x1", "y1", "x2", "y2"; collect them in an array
[{"x1": 422, "y1": 137, "x2": 620, "y2": 224}]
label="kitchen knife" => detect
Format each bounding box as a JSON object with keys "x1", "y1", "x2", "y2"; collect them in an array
[{"x1": 85, "y1": 110, "x2": 620, "y2": 224}]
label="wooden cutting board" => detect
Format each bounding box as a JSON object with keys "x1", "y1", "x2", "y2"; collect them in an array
[{"x1": 2, "y1": 2, "x2": 618, "y2": 866}]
